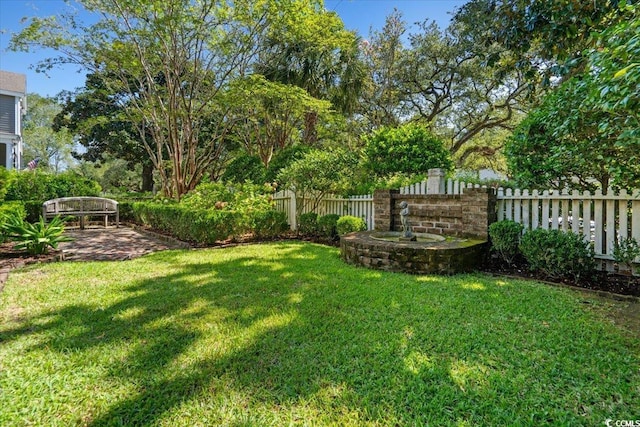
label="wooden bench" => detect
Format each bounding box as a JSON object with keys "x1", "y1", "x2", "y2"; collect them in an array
[{"x1": 42, "y1": 197, "x2": 119, "y2": 229}]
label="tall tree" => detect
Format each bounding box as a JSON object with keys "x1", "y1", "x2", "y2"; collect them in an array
[
  {"x1": 224, "y1": 74, "x2": 331, "y2": 167},
  {"x1": 254, "y1": 2, "x2": 364, "y2": 144},
  {"x1": 506, "y1": 3, "x2": 640, "y2": 191},
  {"x1": 22, "y1": 94, "x2": 75, "y2": 172},
  {"x1": 454, "y1": 0, "x2": 629, "y2": 83},
  {"x1": 358, "y1": 11, "x2": 531, "y2": 169},
  {"x1": 11, "y1": 0, "x2": 315, "y2": 199},
  {"x1": 358, "y1": 9, "x2": 406, "y2": 130},
  {"x1": 401, "y1": 20, "x2": 530, "y2": 163},
  {"x1": 54, "y1": 72, "x2": 155, "y2": 191}
]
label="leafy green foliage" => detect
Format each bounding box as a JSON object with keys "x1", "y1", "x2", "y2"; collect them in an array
[
  {"x1": 0, "y1": 202, "x2": 27, "y2": 243},
  {"x1": 264, "y1": 145, "x2": 311, "y2": 184},
  {"x1": 613, "y1": 237, "x2": 640, "y2": 271},
  {"x1": 221, "y1": 154, "x2": 267, "y2": 184},
  {"x1": 54, "y1": 72, "x2": 154, "y2": 192},
  {"x1": 0, "y1": 167, "x2": 13, "y2": 202},
  {"x1": 251, "y1": 210, "x2": 289, "y2": 239},
  {"x1": 133, "y1": 181, "x2": 286, "y2": 244},
  {"x1": 1, "y1": 215, "x2": 72, "y2": 255},
  {"x1": 22, "y1": 94, "x2": 75, "y2": 172},
  {"x1": 225, "y1": 74, "x2": 333, "y2": 165},
  {"x1": 489, "y1": 220, "x2": 523, "y2": 265},
  {"x1": 505, "y1": 75, "x2": 640, "y2": 190},
  {"x1": 317, "y1": 214, "x2": 340, "y2": 238},
  {"x1": 336, "y1": 215, "x2": 367, "y2": 235},
  {"x1": 4, "y1": 171, "x2": 101, "y2": 203},
  {"x1": 298, "y1": 212, "x2": 318, "y2": 236},
  {"x1": 520, "y1": 228, "x2": 595, "y2": 281},
  {"x1": 454, "y1": 0, "x2": 627, "y2": 82},
  {"x1": 132, "y1": 202, "x2": 237, "y2": 244},
  {"x1": 364, "y1": 124, "x2": 453, "y2": 177},
  {"x1": 277, "y1": 148, "x2": 358, "y2": 218}
]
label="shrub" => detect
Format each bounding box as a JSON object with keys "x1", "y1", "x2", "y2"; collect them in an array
[
  {"x1": 222, "y1": 154, "x2": 267, "y2": 184},
  {"x1": 1, "y1": 215, "x2": 72, "y2": 255},
  {"x1": 364, "y1": 123, "x2": 453, "y2": 177},
  {"x1": 519, "y1": 228, "x2": 595, "y2": 281},
  {"x1": 265, "y1": 145, "x2": 311, "y2": 184},
  {"x1": 132, "y1": 202, "x2": 238, "y2": 244},
  {"x1": 317, "y1": 214, "x2": 340, "y2": 238},
  {"x1": 132, "y1": 198, "x2": 288, "y2": 244},
  {"x1": 0, "y1": 201, "x2": 26, "y2": 221},
  {"x1": 489, "y1": 220, "x2": 523, "y2": 265},
  {"x1": 4, "y1": 171, "x2": 101, "y2": 205},
  {"x1": 613, "y1": 237, "x2": 640, "y2": 272},
  {"x1": 252, "y1": 210, "x2": 289, "y2": 239},
  {"x1": 0, "y1": 167, "x2": 12, "y2": 201},
  {"x1": 336, "y1": 215, "x2": 367, "y2": 235},
  {"x1": 298, "y1": 212, "x2": 318, "y2": 235}
]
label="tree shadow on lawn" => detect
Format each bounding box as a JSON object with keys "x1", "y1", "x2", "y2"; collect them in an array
[{"x1": 1, "y1": 242, "x2": 638, "y2": 426}]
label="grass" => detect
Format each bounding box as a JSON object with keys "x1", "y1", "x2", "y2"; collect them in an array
[{"x1": 1, "y1": 242, "x2": 638, "y2": 426}]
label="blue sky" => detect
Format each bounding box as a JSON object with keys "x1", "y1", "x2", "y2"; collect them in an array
[{"x1": 0, "y1": 0, "x2": 467, "y2": 97}]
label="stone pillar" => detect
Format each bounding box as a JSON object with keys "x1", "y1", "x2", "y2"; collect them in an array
[
  {"x1": 427, "y1": 168, "x2": 446, "y2": 195},
  {"x1": 461, "y1": 187, "x2": 497, "y2": 240},
  {"x1": 373, "y1": 189, "x2": 398, "y2": 231}
]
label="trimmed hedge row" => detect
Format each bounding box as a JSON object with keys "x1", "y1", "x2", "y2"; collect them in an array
[{"x1": 131, "y1": 202, "x2": 288, "y2": 245}]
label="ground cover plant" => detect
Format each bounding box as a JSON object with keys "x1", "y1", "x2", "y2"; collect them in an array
[{"x1": 1, "y1": 243, "x2": 638, "y2": 426}]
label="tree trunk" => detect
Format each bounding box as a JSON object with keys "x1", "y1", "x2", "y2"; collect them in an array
[
  {"x1": 141, "y1": 162, "x2": 154, "y2": 192},
  {"x1": 303, "y1": 111, "x2": 318, "y2": 145}
]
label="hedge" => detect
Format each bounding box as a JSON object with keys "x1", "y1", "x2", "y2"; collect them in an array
[{"x1": 131, "y1": 202, "x2": 288, "y2": 245}]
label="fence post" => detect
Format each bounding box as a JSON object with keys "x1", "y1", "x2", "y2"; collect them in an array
[
  {"x1": 427, "y1": 168, "x2": 445, "y2": 195},
  {"x1": 289, "y1": 190, "x2": 297, "y2": 230}
]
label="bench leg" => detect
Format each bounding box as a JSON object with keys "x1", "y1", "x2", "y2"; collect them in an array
[{"x1": 80, "y1": 216, "x2": 85, "y2": 230}]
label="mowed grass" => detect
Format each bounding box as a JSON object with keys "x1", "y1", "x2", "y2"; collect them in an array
[{"x1": 1, "y1": 242, "x2": 638, "y2": 426}]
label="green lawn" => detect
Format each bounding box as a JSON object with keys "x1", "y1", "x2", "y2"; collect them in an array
[{"x1": 1, "y1": 242, "x2": 638, "y2": 426}]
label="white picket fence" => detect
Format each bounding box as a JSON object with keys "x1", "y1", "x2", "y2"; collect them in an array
[
  {"x1": 497, "y1": 188, "x2": 640, "y2": 270},
  {"x1": 272, "y1": 190, "x2": 374, "y2": 230},
  {"x1": 400, "y1": 178, "x2": 486, "y2": 195}
]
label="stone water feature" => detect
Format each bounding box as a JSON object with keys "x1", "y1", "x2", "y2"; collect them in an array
[{"x1": 340, "y1": 169, "x2": 496, "y2": 274}]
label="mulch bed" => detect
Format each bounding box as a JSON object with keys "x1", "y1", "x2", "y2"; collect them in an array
[{"x1": 479, "y1": 254, "x2": 640, "y2": 298}]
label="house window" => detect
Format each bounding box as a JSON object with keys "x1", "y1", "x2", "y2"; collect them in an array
[
  {"x1": 0, "y1": 95, "x2": 16, "y2": 134},
  {"x1": 0, "y1": 143, "x2": 7, "y2": 168}
]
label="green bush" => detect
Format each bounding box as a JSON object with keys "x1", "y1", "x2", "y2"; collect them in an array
[
  {"x1": 0, "y1": 201, "x2": 26, "y2": 221},
  {"x1": 252, "y1": 210, "x2": 289, "y2": 239},
  {"x1": 336, "y1": 215, "x2": 367, "y2": 235},
  {"x1": 298, "y1": 212, "x2": 318, "y2": 235},
  {"x1": 116, "y1": 201, "x2": 136, "y2": 223},
  {"x1": 4, "y1": 171, "x2": 101, "y2": 203},
  {"x1": 364, "y1": 123, "x2": 453, "y2": 177},
  {"x1": 613, "y1": 237, "x2": 640, "y2": 271},
  {"x1": 132, "y1": 202, "x2": 239, "y2": 244},
  {"x1": 265, "y1": 145, "x2": 311, "y2": 184},
  {"x1": 1, "y1": 215, "x2": 72, "y2": 255},
  {"x1": 0, "y1": 202, "x2": 26, "y2": 243},
  {"x1": 222, "y1": 154, "x2": 267, "y2": 184},
  {"x1": 0, "y1": 167, "x2": 12, "y2": 202},
  {"x1": 317, "y1": 214, "x2": 340, "y2": 238},
  {"x1": 132, "y1": 198, "x2": 288, "y2": 245},
  {"x1": 519, "y1": 228, "x2": 595, "y2": 281},
  {"x1": 489, "y1": 220, "x2": 524, "y2": 265}
]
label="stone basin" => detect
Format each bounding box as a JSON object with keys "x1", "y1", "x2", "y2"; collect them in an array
[{"x1": 340, "y1": 231, "x2": 487, "y2": 275}]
